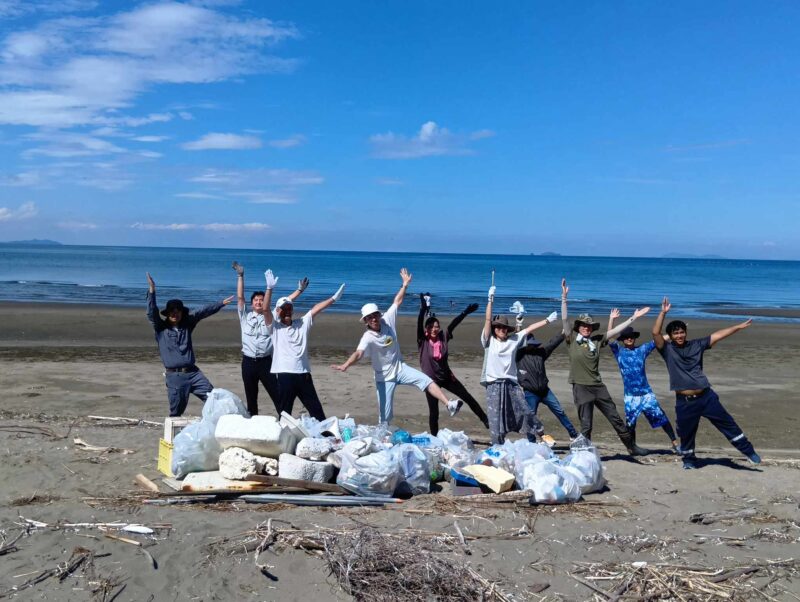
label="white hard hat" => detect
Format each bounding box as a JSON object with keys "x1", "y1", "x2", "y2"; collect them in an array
[{"x1": 360, "y1": 302, "x2": 381, "y2": 321}]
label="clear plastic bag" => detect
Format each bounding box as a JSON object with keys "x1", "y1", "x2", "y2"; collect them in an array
[
  {"x1": 562, "y1": 449, "x2": 606, "y2": 494},
  {"x1": 437, "y1": 428, "x2": 475, "y2": 470},
  {"x1": 521, "y1": 461, "x2": 582, "y2": 504},
  {"x1": 201, "y1": 388, "x2": 249, "y2": 424},
  {"x1": 388, "y1": 444, "x2": 430, "y2": 495},
  {"x1": 336, "y1": 449, "x2": 402, "y2": 497}
]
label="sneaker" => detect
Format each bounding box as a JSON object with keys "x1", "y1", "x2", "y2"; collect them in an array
[
  {"x1": 671, "y1": 442, "x2": 682, "y2": 455},
  {"x1": 748, "y1": 452, "x2": 762, "y2": 465},
  {"x1": 447, "y1": 399, "x2": 463, "y2": 417},
  {"x1": 627, "y1": 444, "x2": 650, "y2": 457},
  {"x1": 683, "y1": 458, "x2": 697, "y2": 470}
]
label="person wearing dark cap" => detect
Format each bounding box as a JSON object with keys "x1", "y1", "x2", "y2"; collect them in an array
[
  {"x1": 652, "y1": 296, "x2": 760, "y2": 469},
  {"x1": 145, "y1": 272, "x2": 233, "y2": 417},
  {"x1": 560, "y1": 278, "x2": 650, "y2": 456},
  {"x1": 417, "y1": 293, "x2": 489, "y2": 434},
  {"x1": 607, "y1": 322, "x2": 680, "y2": 453},
  {"x1": 515, "y1": 327, "x2": 579, "y2": 441},
  {"x1": 481, "y1": 280, "x2": 555, "y2": 444}
]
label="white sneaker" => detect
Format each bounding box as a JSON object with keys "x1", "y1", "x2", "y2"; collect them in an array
[{"x1": 447, "y1": 399, "x2": 463, "y2": 417}]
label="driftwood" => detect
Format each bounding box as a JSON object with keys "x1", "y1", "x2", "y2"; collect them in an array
[
  {"x1": 689, "y1": 507, "x2": 766, "y2": 524},
  {"x1": 73, "y1": 438, "x2": 135, "y2": 455},
  {"x1": 86, "y1": 415, "x2": 162, "y2": 427},
  {"x1": 244, "y1": 474, "x2": 347, "y2": 494},
  {"x1": 134, "y1": 474, "x2": 160, "y2": 493}
]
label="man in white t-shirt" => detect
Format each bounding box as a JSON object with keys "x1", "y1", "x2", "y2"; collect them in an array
[
  {"x1": 332, "y1": 268, "x2": 462, "y2": 424},
  {"x1": 262, "y1": 269, "x2": 345, "y2": 420}
]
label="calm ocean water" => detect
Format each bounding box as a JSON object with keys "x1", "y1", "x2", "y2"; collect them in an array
[{"x1": 1, "y1": 244, "x2": 799, "y2": 321}]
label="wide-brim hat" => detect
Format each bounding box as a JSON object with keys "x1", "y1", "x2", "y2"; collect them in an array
[
  {"x1": 274, "y1": 297, "x2": 293, "y2": 311},
  {"x1": 361, "y1": 302, "x2": 381, "y2": 322},
  {"x1": 573, "y1": 313, "x2": 600, "y2": 332},
  {"x1": 525, "y1": 335, "x2": 542, "y2": 347},
  {"x1": 617, "y1": 326, "x2": 640, "y2": 340},
  {"x1": 161, "y1": 299, "x2": 186, "y2": 317},
  {"x1": 490, "y1": 315, "x2": 515, "y2": 331}
]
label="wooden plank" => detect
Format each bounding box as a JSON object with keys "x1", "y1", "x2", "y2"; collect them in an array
[
  {"x1": 134, "y1": 473, "x2": 160, "y2": 493},
  {"x1": 244, "y1": 474, "x2": 347, "y2": 494},
  {"x1": 161, "y1": 477, "x2": 182, "y2": 492}
]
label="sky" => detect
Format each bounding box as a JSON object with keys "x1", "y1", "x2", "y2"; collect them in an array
[{"x1": 0, "y1": 0, "x2": 799, "y2": 259}]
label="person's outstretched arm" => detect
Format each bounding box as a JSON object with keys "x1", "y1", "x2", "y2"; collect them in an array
[
  {"x1": 652, "y1": 297, "x2": 670, "y2": 350},
  {"x1": 145, "y1": 272, "x2": 160, "y2": 328},
  {"x1": 193, "y1": 295, "x2": 234, "y2": 324},
  {"x1": 560, "y1": 278, "x2": 571, "y2": 338},
  {"x1": 393, "y1": 268, "x2": 412, "y2": 307},
  {"x1": 331, "y1": 349, "x2": 364, "y2": 372},
  {"x1": 606, "y1": 307, "x2": 650, "y2": 340},
  {"x1": 233, "y1": 262, "x2": 245, "y2": 312},
  {"x1": 482, "y1": 286, "x2": 495, "y2": 342},
  {"x1": 710, "y1": 319, "x2": 752, "y2": 347},
  {"x1": 289, "y1": 277, "x2": 308, "y2": 303},
  {"x1": 262, "y1": 269, "x2": 278, "y2": 326},
  {"x1": 607, "y1": 308, "x2": 619, "y2": 334},
  {"x1": 309, "y1": 284, "x2": 345, "y2": 318},
  {"x1": 447, "y1": 302, "x2": 479, "y2": 340},
  {"x1": 417, "y1": 294, "x2": 429, "y2": 344},
  {"x1": 521, "y1": 311, "x2": 558, "y2": 336}
]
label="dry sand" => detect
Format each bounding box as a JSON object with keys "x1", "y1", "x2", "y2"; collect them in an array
[{"x1": 1, "y1": 302, "x2": 798, "y2": 600}]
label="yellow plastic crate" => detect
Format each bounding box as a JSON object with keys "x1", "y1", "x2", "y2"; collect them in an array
[{"x1": 157, "y1": 438, "x2": 174, "y2": 477}]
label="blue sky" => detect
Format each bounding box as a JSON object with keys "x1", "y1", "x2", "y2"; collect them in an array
[{"x1": 0, "y1": 1, "x2": 798, "y2": 259}]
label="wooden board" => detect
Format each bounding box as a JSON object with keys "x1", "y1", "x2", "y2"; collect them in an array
[
  {"x1": 244, "y1": 474, "x2": 346, "y2": 494},
  {"x1": 181, "y1": 471, "x2": 272, "y2": 492}
]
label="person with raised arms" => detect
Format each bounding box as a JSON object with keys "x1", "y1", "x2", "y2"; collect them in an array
[
  {"x1": 561, "y1": 278, "x2": 650, "y2": 456},
  {"x1": 481, "y1": 280, "x2": 555, "y2": 445},
  {"x1": 417, "y1": 293, "x2": 490, "y2": 434},
  {"x1": 233, "y1": 261, "x2": 306, "y2": 416},
  {"x1": 332, "y1": 268, "x2": 463, "y2": 425},
  {"x1": 145, "y1": 272, "x2": 233, "y2": 417},
  {"x1": 262, "y1": 269, "x2": 345, "y2": 420},
  {"x1": 652, "y1": 296, "x2": 760, "y2": 469}
]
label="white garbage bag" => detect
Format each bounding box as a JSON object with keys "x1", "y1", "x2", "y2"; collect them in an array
[
  {"x1": 336, "y1": 449, "x2": 402, "y2": 498},
  {"x1": 520, "y1": 461, "x2": 582, "y2": 504},
  {"x1": 388, "y1": 444, "x2": 430, "y2": 495}
]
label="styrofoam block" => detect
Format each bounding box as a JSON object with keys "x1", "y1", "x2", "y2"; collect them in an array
[
  {"x1": 295, "y1": 437, "x2": 333, "y2": 461},
  {"x1": 215, "y1": 415, "x2": 295, "y2": 458},
  {"x1": 278, "y1": 453, "x2": 334, "y2": 483},
  {"x1": 219, "y1": 447, "x2": 277, "y2": 480}
]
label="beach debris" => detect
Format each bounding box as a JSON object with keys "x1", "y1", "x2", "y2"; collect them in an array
[
  {"x1": 689, "y1": 507, "x2": 778, "y2": 525},
  {"x1": 463, "y1": 465, "x2": 515, "y2": 494},
  {"x1": 580, "y1": 531, "x2": 678, "y2": 552},
  {"x1": 0, "y1": 424, "x2": 69, "y2": 440},
  {"x1": 134, "y1": 474, "x2": 160, "y2": 493},
  {"x1": 244, "y1": 474, "x2": 348, "y2": 494},
  {"x1": 73, "y1": 437, "x2": 135, "y2": 454},
  {"x1": 295, "y1": 437, "x2": 334, "y2": 461},
  {"x1": 19, "y1": 517, "x2": 167, "y2": 536},
  {"x1": 337, "y1": 448, "x2": 402, "y2": 497},
  {"x1": 218, "y1": 447, "x2": 276, "y2": 480},
  {"x1": 0, "y1": 546, "x2": 95, "y2": 598},
  {"x1": 0, "y1": 529, "x2": 26, "y2": 557},
  {"x1": 103, "y1": 533, "x2": 158, "y2": 569},
  {"x1": 182, "y1": 470, "x2": 273, "y2": 492},
  {"x1": 216, "y1": 414, "x2": 295, "y2": 457},
  {"x1": 9, "y1": 492, "x2": 63, "y2": 507},
  {"x1": 241, "y1": 494, "x2": 398, "y2": 507},
  {"x1": 278, "y1": 454, "x2": 335, "y2": 483},
  {"x1": 86, "y1": 415, "x2": 162, "y2": 428}
]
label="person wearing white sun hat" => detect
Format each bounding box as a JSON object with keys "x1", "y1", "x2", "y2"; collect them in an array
[{"x1": 332, "y1": 268, "x2": 462, "y2": 425}]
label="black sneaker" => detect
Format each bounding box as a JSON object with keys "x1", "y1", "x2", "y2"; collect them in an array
[
  {"x1": 627, "y1": 444, "x2": 650, "y2": 457},
  {"x1": 683, "y1": 458, "x2": 698, "y2": 470}
]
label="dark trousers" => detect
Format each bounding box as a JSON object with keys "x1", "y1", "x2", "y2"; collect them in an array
[
  {"x1": 425, "y1": 375, "x2": 489, "y2": 435},
  {"x1": 165, "y1": 369, "x2": 212, "y2": 417},
  {"x1": 573, "y1": 384, "x2": 633, "y2": 447},
  {"x1": 524, "y1": 389, "x2": 579, "y2": 439},
  {"x1": 276, "y1": 373, "x2": 326, "y2": 421},
  {"x1": 241, "y1": 355, "x2": 279, "y2": 416},
  {"x1": 675, "y1": 388, "x2": 755, "y2": 460}
]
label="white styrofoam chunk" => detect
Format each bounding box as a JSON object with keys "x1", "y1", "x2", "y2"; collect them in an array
[
  {"x1": 295, "y1": 437, "x2": 333, "y2": 461},
  {"x1": 278, "y1": 453, "x2": 335, "y2": 483},
  {"x1": 215, "y1": 415, "x2": 295, "y2": 457},
  {"x1": 218, "y1": 447, "x2": 277, "y2": 480}
]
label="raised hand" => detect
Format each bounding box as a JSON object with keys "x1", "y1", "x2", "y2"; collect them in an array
[
  {"x1": 633, "y1": 307, "x2": 651, "y2": 319},
  {"x1": 561, "y1": 278, "x2": 569, "y2": 298},
  {"x1": 146, "y1": 272, "x2": 155, "y2": 291},
  {"x1": 610, "y1": 308, "x2": 621, "y2": 320},
  {"x1": 222, "y1": 295, "x2": 235, "y2": 305},
  {"x1": 400, "y1": 267, "x2": 412, "y2": 286},
  {"x1": 739, "y1": 318, "x2": 753, "y2": 330},
  {"x1": 331, "y1": 283, "x2": 345, "y2": 302},
  {"x1": 232, "y1": 261, "x2": 244, "y2": 276},
  {"x1": 465, "y1": 302, "x2": 479, "y2": 314},
  {"x1": 488, "y1": 286, "x2": 496, "y2": 302},
  {"x1": 264, "y1": 269, "x2": 278, "y2": 290},
  {"x1": 546, "y1": 311, "x2": 558, "y2": 323},
  {"x1": 661, "y1": 296, "x2": 671, "y2": 313},
  {"x1": 298, "y1": 277, "x2": 309, "y2": 292}
]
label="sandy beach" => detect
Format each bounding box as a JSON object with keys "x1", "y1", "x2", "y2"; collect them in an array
[{"x1": 1, "y1": 302, "x2": 798, "y2": 600}]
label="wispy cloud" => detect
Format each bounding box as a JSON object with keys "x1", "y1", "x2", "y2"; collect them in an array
[
  {"x1": 22, "y1": 132, "x2": 126, "y2": 158},
  {"x1": 370, "y1": 121, "x2": 494, "y2": 159},
  {"x1": 131, "y1": 221, "x2": 269, "y2": 231},
  {"x1": 665, "y1": 139, "x2": 749, "y2": 152},
  {"x1": 189, "y1": 168, "x2": 323, "y2": 187},
  {"x1": 0, "y1": 3, "x2": 299, "y2": 128},
  {"x1": 268, "y1": 134, "x2": 306, "y2": 148},
  {"x1": 174, "y1": 192, "x2": 225, "y2": 200},
  {"x1": 133, "y1": 135, "x2": 169, "y2": 142},
  {"x1": 0, "y1": 171, "x2": 41, "y2": 187},
  {"x1": 182, "y1": 132, "x2": 262, "y2": 150},
  {"x1": 58, "y1": 220, "x2": 98, "y2": 230},
  {"x1": 375, "y1": 177, "x2": 403, "y2": 186},
  {"x1": 229, "y1": 191, "x2": 295, "y2": 204},
  {"x1": 0, "y1": 201, "x2": 37, "y2": 221},
  {"x1": 0, "y1": 0, "x2": 97, "y2": 19}
]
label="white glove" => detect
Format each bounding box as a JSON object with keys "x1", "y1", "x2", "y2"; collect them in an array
[
  {"x1": 546, "y1": 311, "x2": 558, "y2": 323},
  {"x1": 488, "y1": 286, "x2": 496, "y2": 302},
  {"x1": 331, "y1": 283, "x2": 345, "y2": 302},
  {"x1": 423, "y1": 294, "x2": 431, "y2": 308},
  {"x1": 297, "y1": 277, "x2": 309, "y2": 292},
  {"x1": 515, "y1": 313, "x2": 525, "y2": 327},
  {"x1": 264, "y1": 269, "x2": 278, "y2": 290}
]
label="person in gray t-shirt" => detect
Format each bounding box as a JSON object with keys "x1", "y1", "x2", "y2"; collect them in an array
[{"x1": 652, "y1": 296, "x2": 760, "y2": 469}]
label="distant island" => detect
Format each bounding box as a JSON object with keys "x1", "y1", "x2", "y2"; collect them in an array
[
  {"x1": 0, "y1": 239, "x2": 62, "y2": 246},
  {"x1": 662, "y1": 253, "x2": 727, "y2": 259}
]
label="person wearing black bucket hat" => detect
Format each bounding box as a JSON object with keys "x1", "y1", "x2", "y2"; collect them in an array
[
  {"x1": 145, "y1": 272, "x2": 234, "y2": 416},
  {"x1": 607, "y1": 323, "x2": 680, "y2": 454},
  {"x1": 561, "y1": 278, "x2": 651, "y2": 456}
]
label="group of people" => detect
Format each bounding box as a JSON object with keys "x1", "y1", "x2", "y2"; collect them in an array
[{"x1": 146, "y1": 267, "x2": 760, "y2": 470}]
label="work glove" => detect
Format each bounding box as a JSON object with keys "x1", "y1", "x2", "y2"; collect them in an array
[
  {"x1": 545, "y1": 311, "x2": 558, "y2": 324},
  {"x1": 331, "y1": 283, "x2": 345, "y2": 302},
  {"x1": 298, "y1": 277, "x2": 309, "y2": 292},
  {"x1": 264, "y1": 270, "x2": 278, "y2": 290},
  {"x1": 232, "y1": 261, "x2": 244, "y2": 276},
  {"x1": 488, "y1": 286, "x2": 496, "y2": 302}
]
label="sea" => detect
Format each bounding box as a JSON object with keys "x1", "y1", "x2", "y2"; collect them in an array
[{"x1": 1, "y1": 244, "x2": 799, "y2": 322}]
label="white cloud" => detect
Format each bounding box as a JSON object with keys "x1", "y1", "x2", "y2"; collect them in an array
[
  {"x1": 23, "y1": 132, "x2": 126, "y2": 158},
  {"x1": 182, "y1": 132, "x2": 262, "y2": 150},
  {"x1": 0, "y1": 0, "x2": 97, "y2": 19},
  {"x1": 175, "y1": 192, "x2": 224, "y2": 199},
  {"x1": 58, "y1": 220, "x2": 97, "y2": 230},
  {"x1": 375, "y1": 177, "x2": 403, "y2": 186},
  {"x1": 133, "y1": 135, "x2": 169, "y2": 142},
  {"x1": 229, "y1": 191, "x2": 294, "y2": 204},
  {"x1": 1, "y1": 171, "x2": 41, "y2": 187},
  {"x1": 0, "y1": 3, "x2": 299, "y2": 128},
  {"x1": 268, "y1": 134, "x2": 306, "y2": 148},
  {"x1": 0, "y1": 201, "x2": 37, "y2": 221},
  {"x1": 370, "y1": 121, "x2": 495, "y2": 159},
  {"x1": 189, "y1": 167, "x2": 323, "y2": 186},
  {"x1": 131, "y1": 221, "x2": 269, "y2": 231}
]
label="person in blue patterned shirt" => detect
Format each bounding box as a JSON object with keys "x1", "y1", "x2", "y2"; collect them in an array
[{"x1": 608, "y1": 318, "x2": 680, "y2": 454}]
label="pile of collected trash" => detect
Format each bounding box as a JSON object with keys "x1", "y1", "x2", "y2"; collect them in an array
[{"x1": 170, "y1": 389, "x2": 606, "y2": 504}]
